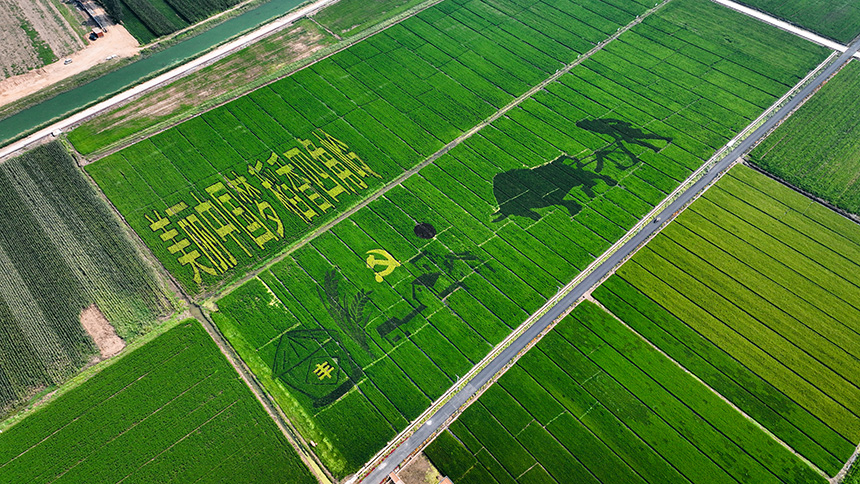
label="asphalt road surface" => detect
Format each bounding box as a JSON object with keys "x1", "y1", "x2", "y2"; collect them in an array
[{"x1": 359, "y1": 37, "x2": 860, "y2": 484}]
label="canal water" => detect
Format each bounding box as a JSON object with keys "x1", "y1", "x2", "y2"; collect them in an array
[{"x1": 0, "y1": 0, "x2": 306, "y2": 144}]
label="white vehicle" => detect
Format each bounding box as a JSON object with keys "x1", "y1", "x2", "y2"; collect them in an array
[{"x1": 63, "y1": 58, "x2": 72, "y2": 65}]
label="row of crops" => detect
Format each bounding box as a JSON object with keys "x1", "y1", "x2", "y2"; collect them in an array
[
  {"x1": 86, "y1": 0, "x2": 667, "y2": 294},
  {"x1": 424, "y1": 302, "x2": 826, "y2": 484},
  {"x1": 198, "y1": 0, "x2": 831, "y2": 477},
  {"x1": 118, "y1": 0, "x2": 242, "y2": 43},
  {"x1": 0, "y1": 320, "x2": 317, "y2": 484},
  {"x1": 735, "y1": 0, "x2": 860, "y2": 44},
  {"x1": 748, "y1": 60, "x2": 860, "y2": 216},
  {"x1": 0, "y1": 142, "x2": 173, "y2": 418},
  {"x1": 591, "y1": 165, "x2": 860, "y2": 476}
]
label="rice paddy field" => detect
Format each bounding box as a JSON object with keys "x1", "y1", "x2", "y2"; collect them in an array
[
  {"x1": 734, "y1": 0, "x2": 860, "y2": 44},
  {"x1": 748, "y1": 60, "x2": 860, "y2": 215},
  {"x1": 176, "y1": 0, "x2": 831, "y2": 476},
  {"x1": 424, "y1": 302, "x2": 827, "y2": 484},
  {"x1": 0, "y1": 320, "x2": 317, "y2": 484},
  {"x1": 592, "y1": 165, "x2": 860, "y2": 477},
  {"x1": 83, "y1": 0, "x2": 827, "y2": 298},
  {"x1": 0, "y1": 142, "x2": 172, "y2": 418}
]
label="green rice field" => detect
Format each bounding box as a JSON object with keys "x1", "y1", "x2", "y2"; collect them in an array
[
  {"x1": 0, "y1": 320, "x2": 316, "y2": 484},
  {"x1": 84, "y1": 0, "x2": 827, "y2": 300},
  {"x1": 202, "y1": 0, "x2": 828, "y2": 476},
  {"x1": 749, "y1": 60, "x2": 860, "y2": 215},
  {"x1": 424, "y1": 302, "x2": 826, "y2": 484},
  {"x1": 594, "y1": 165, "x2": 860, "y2": 476}
]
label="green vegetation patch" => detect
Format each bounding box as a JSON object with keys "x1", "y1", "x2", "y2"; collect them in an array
[
  {"x1": 0, "y1": 142, "x2": 172, "y2": 418},
  {"x1": 116, "y1": 0, "x2": 242, "y2": 43},
  {"x1": 0, "y1": 320, "x2": 317, "y2": 484},
  {"x1": 749, "y1": 60, "x2": 860, "y2": 215},
  {"x1": 595, "y1": 165, "x2": 860, "y2": 475},
  {"x1": 425, "y1": 302, "x2": 825, "y2": 484},
  {"x1": 735, "y1": 0, "x2": 860, "y2": 43}
]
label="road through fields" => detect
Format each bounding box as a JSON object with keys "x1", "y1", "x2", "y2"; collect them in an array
[{"x1": 356, "y1": 32, "x2": 860, "y2": 484}]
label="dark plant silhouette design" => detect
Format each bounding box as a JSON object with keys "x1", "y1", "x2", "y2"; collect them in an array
[
  {"x1": 491, "y1": 119, "x2": 672, "y2": 222},
  {"x1": 317, "y1": 270, "x2": 372, "y2": 352},
  {"x1": 576, "y1": 118, "x2": 672, "y2": 170},
  {"x1": 491, "y1": 155, "x2": 616, "y2": 222}
]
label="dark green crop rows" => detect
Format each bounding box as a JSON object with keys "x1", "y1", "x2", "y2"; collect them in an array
[
  {"x1": 595, "y1": 165, "x2": 860, "y2": 476},
  {"x1": 0, "y1": 321, "x2": 317, "y2": 484},
  {"x1": 0, "y1": 142, "x2": 172, "y2": 419},
  {"x1": 206, "y1": 0, "x2": 828, "y2": 477},
  {"x1": 749, "y1": 60, "x2": 860, "y2": 215},
  {"x1": 117, "y1": 0, "x2": 242, "y2": 43},
  {"x1": 425, "y1": 302, "x2": 825, "y2": 484}
]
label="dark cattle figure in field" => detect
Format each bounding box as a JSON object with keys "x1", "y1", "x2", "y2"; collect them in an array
[
  {"x1": 491, "y1": 155, "x2": 616, "y2": 222},
  {"x1": 576, "y1": 118, "x2": 672, "y2": 170}
]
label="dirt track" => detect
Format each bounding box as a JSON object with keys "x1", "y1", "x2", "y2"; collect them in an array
[{"x1": 0, "y1": 25, "x2": 139, "y2": 109}]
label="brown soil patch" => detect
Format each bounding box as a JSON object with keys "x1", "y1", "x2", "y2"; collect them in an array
[
  {"x1": 398, "y1": 453, "x2": 443, "y2": 484},
  {"x1": 0, "y1": 23, "x2": 139, "y2": 108},
  {"x1": 80, "y1": 304, "x2": 125, "y2": 359}
]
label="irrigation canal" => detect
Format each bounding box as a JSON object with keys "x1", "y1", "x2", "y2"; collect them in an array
[{"x1": 0, "y1": 0, "x2": 305, "y2": 145}]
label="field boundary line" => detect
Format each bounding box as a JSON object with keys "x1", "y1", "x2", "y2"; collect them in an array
[
  {"x1": 354, "y1": 38, "x2": 855, "y2": 484},
  {"x1": 710, "y1": 0, "x2": 860, "y2": 57},
  {"x1": 208, "y1": 0, "x2": 674, "y2": 304},
  {"x1": 586, "y1": 296, "x2": 828, "y2": 480}
]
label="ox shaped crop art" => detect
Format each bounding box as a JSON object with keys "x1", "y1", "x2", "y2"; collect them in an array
[{"x1": 491, "y1": 119, "x2": 671, "y2": 222}]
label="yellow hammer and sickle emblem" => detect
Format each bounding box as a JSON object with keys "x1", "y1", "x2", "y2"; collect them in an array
[{"x1": 366, "y1": 249, "x2": 400, "y2": 283}]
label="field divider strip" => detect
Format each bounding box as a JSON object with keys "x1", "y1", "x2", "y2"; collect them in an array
[
  {"x1": 207, "y1": 0, "x2": 675, "y2": 304},
  {"x1": 353, "y1": 38, "x2": 853, "y2": 484}
]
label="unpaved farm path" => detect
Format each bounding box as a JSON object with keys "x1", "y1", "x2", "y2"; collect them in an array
[{"x1": 0, "y1": 25, "x2": 139, "y2": 109}]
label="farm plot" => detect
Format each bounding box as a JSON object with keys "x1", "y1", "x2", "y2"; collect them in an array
[
  {"x1": 0, "y1": 0, "x2": 85, "y2": 79},
  {"x1": 734, "y1": 0, "x2": 860, "y2": 44},
  {"x1": 748, "y1": 60, "x2": 860, "y2": 215},
  {"x1": 208, "y1": 0, "x2": 829, "y2": 476},
  {"x1": 86, "y1": 0, "x2": 662, "y2": 295},
  {"x1": 0, "y1": 142, "x2": 172, "y2": 418},
  {"x1": 85, "y1": 0, "x2": 827, "y2": 299},
  {"x1": 116, "y1": 0, "x2": 243, "y2": 43},
  {"x1": 0, "y1": 320, "x2": 317, "y2": 484},
  {"x1": 424, "y1": 302, "x2": 826, "y2": 484},
  {"x1": 594, "y1": 165, "x2": 860, "y2": 476}
]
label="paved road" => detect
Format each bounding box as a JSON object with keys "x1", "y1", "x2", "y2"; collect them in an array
[{"x1": 359, "y1": 36, "x2": 860, "y2": 484}]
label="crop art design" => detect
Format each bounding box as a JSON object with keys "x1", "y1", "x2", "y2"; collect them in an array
[
  {"x1": 492, "y1": 119, "x2": 672, "y2": 221},
  {"x1": 146, "y1": 131, "x2": 381, "y2": 284},
  {"x1": 270, "y1": 227, "x2": 489, "y2": 408}
]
